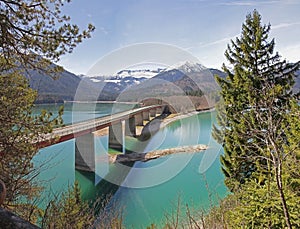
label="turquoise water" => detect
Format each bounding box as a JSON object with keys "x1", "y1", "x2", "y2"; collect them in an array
[
  {"x1": 112, "y1": 112, "x2": 227, "y2": 227},
  {"x1": 33, "y1": 102, "x2": 136, "y2": 205},
  {"x1": 32, "y1": 102, "x2": 137, "y2": 125},
  {"x1": 33, "y1": 104, "x2": 227, "y2": 227}
]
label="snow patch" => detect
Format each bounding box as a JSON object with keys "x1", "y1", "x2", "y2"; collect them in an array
[
  {"x1": 90, "y1": 78, "x2": 102, "y2": 83},
  {"x1": 104, "y1": 79, "x2": 121, "y2": 83},
  {"x1": 117, "y1": 69, "x2": 163, "y2": 79},
  {"x1": 165, "y1": 61, "x2": 206, "y2": 73}
]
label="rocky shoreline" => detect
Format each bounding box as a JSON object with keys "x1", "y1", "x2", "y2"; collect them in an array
[{"x1": 109, "y1": 144, "x2": 208, "y2": 163}]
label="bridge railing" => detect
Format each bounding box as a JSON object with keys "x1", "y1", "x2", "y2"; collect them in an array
[{"x1": 38, "y1": 105, "x2": 163, "y2": 147}]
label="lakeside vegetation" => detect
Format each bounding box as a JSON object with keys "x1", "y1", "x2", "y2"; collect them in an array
[
  {"x1": 0, "y1": 0, "x2": 95, "y2": 227},
  {"x1": 0, "y1": 1, "x2": 299, "y2": 228},
  {"x1": 211, "y1": 10, "x2": 300, "y2": 228}
]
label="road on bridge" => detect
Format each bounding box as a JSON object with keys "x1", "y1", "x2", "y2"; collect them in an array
[{"x1": 37, "y1": 105, "x2": 162, "y2": 148}]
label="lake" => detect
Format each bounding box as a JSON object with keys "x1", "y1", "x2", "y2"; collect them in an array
[{"x1": 33, "y1": 103, "x2": 227, "y2": 228}]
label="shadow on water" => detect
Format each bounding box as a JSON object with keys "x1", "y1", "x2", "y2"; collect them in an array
[
  {"x1": 75, "y1": 106, "x2": 171, "y2": 214},
  {"x1": 137, "y1": 106, "x2": 171, "y2": 142},
  {"x1": 75, "y1": 162, "x2": 134, "y2": 214}
]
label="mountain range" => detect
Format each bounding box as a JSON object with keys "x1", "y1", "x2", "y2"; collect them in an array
[
  {"x1": 25, "y1": 61, "x2": 299, "y2": 103},
  {"x1": 27, "y1": 69, "x2": 98, "y2": 103}
]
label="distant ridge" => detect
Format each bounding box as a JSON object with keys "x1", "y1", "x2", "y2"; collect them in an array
[
  {"x1": 117, "y1": 61, "x2": 220, "y2": 102},
  {"x1": 25, "y1": 67, "x2": 100, "y2": 103},
  {"x1": 24, "y1": 60, "x2": 299, "y2": 103}
]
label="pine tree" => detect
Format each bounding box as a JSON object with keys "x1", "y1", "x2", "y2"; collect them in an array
[
  {"x1": 212, "y1": 10, "x2": 299, "y2": 228},
  {"x1": 41, "y1": 182, "x2": 95, "y2": 228}
]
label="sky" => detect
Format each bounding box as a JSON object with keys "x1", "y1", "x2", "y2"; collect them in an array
[{"x1": 58, "y1": 0, "x2": 300, "y2": 75}]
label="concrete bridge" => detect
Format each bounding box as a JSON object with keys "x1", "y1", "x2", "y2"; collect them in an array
[{"x1": 38, "y1": 105, "x2": 165, "y2": 172}]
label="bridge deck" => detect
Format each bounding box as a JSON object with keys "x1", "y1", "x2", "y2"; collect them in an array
[{"x1": 38, "y1": 105, "x2": 162, "y2": 148}]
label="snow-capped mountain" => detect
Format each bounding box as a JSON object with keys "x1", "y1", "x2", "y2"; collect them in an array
[
  {"x1": 25, "y1": 59, "x2": 300, "y2": 103},
  {"x1": 80, "y1": 68, "x2": 165, "y2": 100},
  {"x1": 80, "y1": 61, "x2": 220, "y2": 101},
  {"x1": 82, "y1": 69, "x2": 163, "y2": 85},
  {"x1": 120, "y1": 61, "x2": 218, "y2": 101},
  {"x1": 84, "y1": 68, "x2": 162, "y2": 80}
]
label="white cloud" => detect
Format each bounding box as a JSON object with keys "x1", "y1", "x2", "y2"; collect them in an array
[
  {"x1": 199, "y1": 34, "x2": 239, "y2": 48},
  {"x1": 221, "y1": 1, "x2": 255, "y2": 6},
  {"x1": 279, "y1": 0, "x2": 300, "y2": 5},
  {"x1": 219, "y1": 0, "x2": 280, "y2": 6},
  {"x1": 279, "y1": 43, "x2": 300, "y2": 62},
  {"x1": 272, "y1": 22, "x2": 300, "y2": 30}
]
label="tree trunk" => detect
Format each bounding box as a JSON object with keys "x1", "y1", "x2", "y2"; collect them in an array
[
  {"x1": 0, "y1": 179, "x2": 6, "y2": 205},
  {"x1": 275, "y1": 164, "x2": 292, "y2": 229}
]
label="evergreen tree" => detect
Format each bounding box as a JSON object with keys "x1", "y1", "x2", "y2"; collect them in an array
[
  {"x1": 41, "y1": 182, "x2": 95, "y2": 228},
  {"x1": 212, "y1": 10, "x2": 299, "y2": 228}
]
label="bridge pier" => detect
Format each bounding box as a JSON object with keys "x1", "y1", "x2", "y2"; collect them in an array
[
  {"x1": 149, "y1": 109, "x2": 156, "y2": 118},
  {"x1": 75, "y1": 133, "x2": 95, "y2": 172},
  {"x1": 142, "y1": 111, "x2": 150, "y2": 121},
  {"x1": 108, "y1": 121, "x2": 123, "y2": 152},
  {"x1": 135, "y1": 113, "x2": 144, "y2": 126},
  {"x1": 125, "y1": 117, "x2": 136, "y2": 137},
  {"x1": 156, "y1": 107, "x2": 163, "y2": 116},
  {"x1": 40, "y1": 105, "x2": 163, "y2": 174}
]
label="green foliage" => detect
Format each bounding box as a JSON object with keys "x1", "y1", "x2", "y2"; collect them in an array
[
  {"x1": 41, "y1": 182, "x2": 126, "y2": 228},
  {"x1": 41, "y1": 182, "x2": 95, "y2": 228},
  {"x1": 212, "y1": 10, "x2": 300, "y2": 228},
  {"x1": 0, "y1": 0, "x2": 94, "y2": 224},
  {"x1": 226, "y1": 177, "x2": 300, "y2": 228},
  {"x1": 0, "y1": 0, "x2": 95, "y2": 77},
  {"x1": 185, "y1": 89, "x2": 203, "y2": 97},
  {"x1": 201, "y1": 178, "x2": 300, "y2": 228},
  {"x1": 91, "y1": 194, "x2": 125, "y2": 229},
  {"x1": 282, "y1": 100, "x2": 300, "y2": 195},
  {"x1": 213, "y1": 9, "x2": 299, "y2": 188},
  {"x1": 0, "y1": 63, "x2": 63, "y2": 221},
  {"x1": 203, "y1": 167, "x2": 300, "y2": 228}
]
